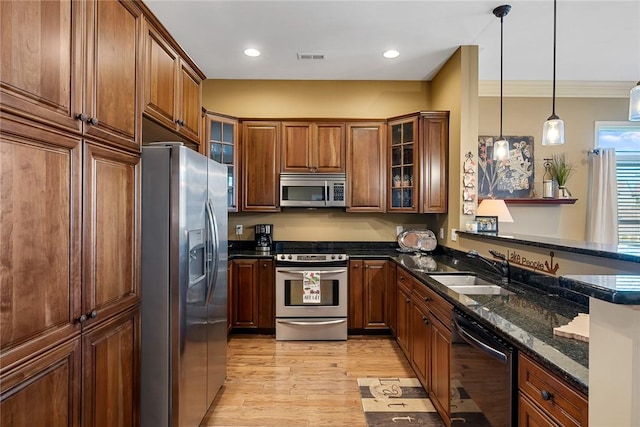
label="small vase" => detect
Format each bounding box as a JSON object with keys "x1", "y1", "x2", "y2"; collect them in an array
[{"x1": 558, "y1": 186, "x2": 571, "y2": 199}]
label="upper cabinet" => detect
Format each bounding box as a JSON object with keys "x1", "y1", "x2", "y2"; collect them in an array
[
  {"x1": 346, "y1": 122, "x2": 387, "y2": 212},
  {"x1": 142, "y1": 18, "x2": 203, "y2": 145},
  {"x1": 387, "y1": 112, "x2": 449, "y2": 213},
  {"x1": 0, "y1": 0, "x2": 143, "y2": 152},
  {"x1": 241, "y1": 121, "x2": 281, "y2": 212},
  {"x1": 281, "y1": 122, "x2": 345, "y2": 173},
  {"x1": 388, "y1": 116, "x2": 419, "y2": 212},
  {"x1": 420, "y1": 112, "x2": 449, "y2": 213},
  {"x1": 206, "y1": 113, "x2": 239, "y2": 212}
]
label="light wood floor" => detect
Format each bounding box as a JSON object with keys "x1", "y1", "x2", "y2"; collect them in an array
[{"x1": 201, "y1": 334, "x2": 416, "y2": 427}]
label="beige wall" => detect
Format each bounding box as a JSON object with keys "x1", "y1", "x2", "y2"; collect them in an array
[
  {"x1": 478, "y1": 96, "x2": 628, "y2": 241},
  {"x1": 203, "y1": 80, "x2": 431, "y2": 119}
]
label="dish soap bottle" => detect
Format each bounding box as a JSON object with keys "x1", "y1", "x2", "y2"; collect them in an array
[{"x1": 543, "y1": 159, "x2": 554, "y2": 198}]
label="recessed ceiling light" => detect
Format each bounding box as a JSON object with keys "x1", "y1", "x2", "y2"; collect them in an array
[
  {"x1": 244, "y1": 48, "x2": 261, "y2": 57},
  {"x1": 383, "y1": 50, "x2": 400, "y2": 59}
]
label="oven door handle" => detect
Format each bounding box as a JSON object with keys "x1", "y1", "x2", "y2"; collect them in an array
[
  {"x1": 453, "y1": 316, "x2": 508, "y2": 363},
  {"x1": 276, "y1": 269, "x2": 347, "y2": 275},
  {"x1": 277, "y1": 319, "x2": 347, "y2": 326}
]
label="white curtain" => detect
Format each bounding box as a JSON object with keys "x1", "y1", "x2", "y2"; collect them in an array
[{"x1": 586, "y1": 148, "x2": 618, "y2": 244}]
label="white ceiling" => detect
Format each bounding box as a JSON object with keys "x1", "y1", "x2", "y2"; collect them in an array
[{"x1": 144, "y1": 0, "x2": 640, "y2": 83}]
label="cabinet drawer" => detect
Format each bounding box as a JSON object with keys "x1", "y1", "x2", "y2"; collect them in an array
[
  {"x1": 519, "y1": 353, "x2": 588, "y2": 427},
  {"x1": 414, "y1": 283, "x2": 452, "y2": 327},
  {"x1": 396, "y1": 268, "x2": 414, "y2": 294}
]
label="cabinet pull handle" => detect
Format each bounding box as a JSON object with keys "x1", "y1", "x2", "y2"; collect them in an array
[
  {"x1": 77, "y1": 314, "x2": 87, "y2": 324},
  {"x1": 541, "y1": 390, "x2": 553, "y2": 401},
  {"x1": 76, "y1": 113, "x2": 87, "y2": 122},
  {"x1": 88, "y1": 310, "x2": 98, "y2": 319},
  {"x1": 88, "y1": 117, "x2": 99, "y2": 126}
]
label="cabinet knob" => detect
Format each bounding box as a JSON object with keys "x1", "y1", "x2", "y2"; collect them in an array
[
  {"x1": 399, "y1": 275, "x2": 404, "y2": 281},
  {"x1": 176, "y1": 119, "x2": 185, "y2": 126},
  {"x1": 405, "y1": 298, "x2": 410, "y2": 303},
  {"x1": 77, "y1": 314, "x2": 87, "y2": 324},
  {"x1": 422, "y1": 316, "x2": 429, "y2": 325},
  {"x1": 76, "y1": 113, "x2": 88, "y2": 122},
  {"x1": 87, "y1": 117, "x2": 99, "y2": 126},
  {"x1": 88, "y1": 310, "x2": 98, "y2": 319},
  {"x1": 353, "y1": 265, "x2": 359, "y2": 269},
  {"x1": 262, "y1": 263, "x2": 267, "y2": 268},
  {"x1": 541, "y1": 390, "x2": 553, "y2": 401},
  {"x1": 424, "y1": 297, "x2": 431, "y2": 302}
]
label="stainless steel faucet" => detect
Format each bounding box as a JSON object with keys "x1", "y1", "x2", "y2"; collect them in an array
[{"x1": 467, "y1": 250, "x2": 511, "y2": 284}]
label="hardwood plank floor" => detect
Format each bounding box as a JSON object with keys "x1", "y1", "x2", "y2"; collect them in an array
[{"x1": 201, "y1": 335, "x2": 417, "y2": 426}]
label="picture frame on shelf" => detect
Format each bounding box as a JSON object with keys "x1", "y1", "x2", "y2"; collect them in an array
[{"x1": 475, "y1": 215, "x2": 499, "y2": 233}]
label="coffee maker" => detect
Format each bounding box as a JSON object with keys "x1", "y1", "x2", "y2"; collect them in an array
[{"x1": 254, "y1": 224, "x2": 273, "y2": 252}]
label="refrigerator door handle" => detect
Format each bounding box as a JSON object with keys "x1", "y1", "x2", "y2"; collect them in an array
[{"x1": 205, "y1": 200, "x2": 219, "y2": 304}]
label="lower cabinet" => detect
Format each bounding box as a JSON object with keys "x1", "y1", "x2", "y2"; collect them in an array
[
  {"x1": 395, "y1": 266, "x2": 452, "y2": 425},
  {"x1": 348, "y1": 259, "x2": 390, "y2": 331},
  {"x1": 518, "y1": 353, "x2": 588, "y2": 427},
  {"x1": 0, "y1": 308, "x2": 140, "y2": 427},
  {"x1": 230, "y1": 259, "x2": 275, "y2": 330}
]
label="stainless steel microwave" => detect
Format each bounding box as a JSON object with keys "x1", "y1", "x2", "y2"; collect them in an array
[{"x1": 280, "y1": 173, "x2": 346, "y2": 208}]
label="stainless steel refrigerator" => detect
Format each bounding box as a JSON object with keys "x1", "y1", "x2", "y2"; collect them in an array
[{"x1": 141, "y1": 143, "x2": 227, "y2": 427}]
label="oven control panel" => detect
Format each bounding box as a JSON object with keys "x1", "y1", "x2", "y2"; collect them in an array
[{"x1": 276, "y1": 253, "x2": 348, "y2": 262}]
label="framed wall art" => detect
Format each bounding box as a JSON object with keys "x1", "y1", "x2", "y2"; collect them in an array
[{"x1": 478, "y1": 135, "x2": 534, "y2": 198}]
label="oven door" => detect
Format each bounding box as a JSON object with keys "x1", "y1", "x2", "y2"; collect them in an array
[{"x1": 275, "y1": 266, "x2": 348, "y2": 318}]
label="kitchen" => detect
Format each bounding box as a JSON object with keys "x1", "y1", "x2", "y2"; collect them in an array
[{"x1": 1, "y1": 1, "x2": 639, "y2": 427}]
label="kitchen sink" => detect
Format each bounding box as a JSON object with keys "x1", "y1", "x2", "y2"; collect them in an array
[
  {"x1": 429, "y1": 275, "x2": 514, "y2": 295},
  {"x1": 445, "y1": 285, "x2": 514, "y2": 296}
]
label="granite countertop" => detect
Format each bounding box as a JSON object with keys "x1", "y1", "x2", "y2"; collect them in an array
[
  {"x1": 392, "y1": 253, "x2": 589, "y2": 394},
  {"x1": 560, "y1": 275, "x2": 640, "y2": 304}
]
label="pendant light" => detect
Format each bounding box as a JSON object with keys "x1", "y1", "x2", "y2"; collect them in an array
[
  {"x1": 542, "y1": 0, "x2": 565, "y2": 146},
  {"x1": 492, "y1": 4, "x2": 511, "y2": 161},
  {"x1": 630, "y1": 81, "x2": 640, "y2": 121}
]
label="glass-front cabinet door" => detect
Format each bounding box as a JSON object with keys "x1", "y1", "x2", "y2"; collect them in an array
[
  {"x1": 388, "y1": 116, "x2": 419, "y2": 212},
  {"x1": 206, "y1": 113, "x2": 238, "y2": 211}
]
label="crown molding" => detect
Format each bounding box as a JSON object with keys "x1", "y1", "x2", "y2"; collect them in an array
[{"x1": 479, "y1": 80, "x2": 635, "y2": 98}]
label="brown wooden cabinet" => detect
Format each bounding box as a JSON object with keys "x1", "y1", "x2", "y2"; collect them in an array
[
  {"x1": 1, "y1": 0, "x2": 143, "y2": 152},
  {"x1": 518, "y1": 353, "x2": 588, "y2": 427},
  {"x1": 395, "y1": 269, "x2": 413, "y2": 356},
  {"x1": 83, "y1": 142, "x2": 141, "y2": 325},
  {"x1": 81, "y1": 307, "x2": 140, "y2": 427},
  {"x1": 1, "y1": 337, "x2": 81, "y2": 427},
  {"x1": 348, "y1": 260, "x2": 389, "y2": 330},
  {"x1": 281, "y1": 122, "x2": 345, "y2": 173},
  {"x1": 230, "y1": 259, "x2": 275, "y2": 330},
  {"x1": 143, "y1": 20, "x2": 203, "y2": 144},
  {"x1": 241, "y1": 121, "x2": 281, "y2": 212},
  {"x1": 395, "y1": 266, "x2": 452, "y2": 425},
  {"x1": 385, "y1": 262, "x2": 397, "y2": 335},
  {"x1": 346, "y1": 122, "x2": 386, "y2": 212},
  {"x1": 205, "y1": 113, "x2": 239, "y2": 211},
  {"x1": 0, "y1": 113, "x2": 141, "y2": 427},
  {"x1": 387, "y1": 112, "x2": 449, "y2": 213}
]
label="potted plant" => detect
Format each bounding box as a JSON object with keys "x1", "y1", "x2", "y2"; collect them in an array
[{"x1": 549, "y1": 154, "x2": 576, "y2": 198}]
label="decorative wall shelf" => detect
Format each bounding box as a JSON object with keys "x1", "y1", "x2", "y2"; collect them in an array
[{"x1": 479, "y1": 198, "x2": 578, "y2": 205}]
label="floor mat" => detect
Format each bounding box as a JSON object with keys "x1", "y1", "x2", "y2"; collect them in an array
[{"x1": 357, "y1": 378, "x2": 445, "y2": 426}]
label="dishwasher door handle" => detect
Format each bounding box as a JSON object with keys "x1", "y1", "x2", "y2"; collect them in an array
[{"x1": 453, "y1": 316, "x2": 508, "y2": 363}]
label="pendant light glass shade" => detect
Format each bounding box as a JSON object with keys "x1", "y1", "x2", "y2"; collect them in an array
[
  {"x1": 629, "y1": 81, "x2": 640, "y2": 121},
  {"x1": 542, "y1": 0, "x2": 565, "y2": 146},
  {"x1": 493, "y1": 139, "x2": 510, "y2": 160},
  {"x1": 542, "y1": 115, "x2": 565, "y2": 145}
]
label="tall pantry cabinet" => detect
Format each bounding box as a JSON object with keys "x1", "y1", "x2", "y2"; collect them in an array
[{"x1": 1, "y1": 1, "x2": 142, "y2": 425}]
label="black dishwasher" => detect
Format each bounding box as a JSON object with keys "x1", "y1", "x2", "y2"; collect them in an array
[{"x1": 450, "y1": 309, "x2": 516, "y2": 427}]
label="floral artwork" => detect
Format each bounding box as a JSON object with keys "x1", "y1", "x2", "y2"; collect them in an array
[{"x1": 478, "y1": 136, "x2": 534, "y2": 198}]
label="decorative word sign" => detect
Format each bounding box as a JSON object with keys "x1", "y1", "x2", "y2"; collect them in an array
[{"x1": 490, "y1": 249, "x2": 560, "y2": 275}]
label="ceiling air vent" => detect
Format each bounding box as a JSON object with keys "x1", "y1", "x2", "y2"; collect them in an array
[{"x1": 297, "y1": 53, "x2": 326, "y2": 60}]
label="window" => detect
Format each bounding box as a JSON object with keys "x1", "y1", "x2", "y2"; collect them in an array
[{"x1": 595, "y1": 122, "x2": 640, "y2": 255}]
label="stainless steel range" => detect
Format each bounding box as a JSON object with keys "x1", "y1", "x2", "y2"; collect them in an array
[{"x1": 275, "y1": 252, "x2": 348, "y2": 341}]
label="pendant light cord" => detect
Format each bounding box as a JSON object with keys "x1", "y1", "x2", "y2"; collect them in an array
[
  {"x1": 500, "y1": 14, "x2": 504, "y2": 138},
  {"x1": 552, "y1": 0, "x2": 557, "y2": 116}
]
